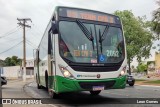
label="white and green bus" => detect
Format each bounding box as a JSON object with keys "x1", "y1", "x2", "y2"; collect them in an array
[{"x1": 35, "y1": 6, "x2": 127, "y2": 98}]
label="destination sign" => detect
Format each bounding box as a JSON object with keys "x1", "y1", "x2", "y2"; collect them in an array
[{"x1": 58, "y1": 7, "x2": 120, "y2": 24}]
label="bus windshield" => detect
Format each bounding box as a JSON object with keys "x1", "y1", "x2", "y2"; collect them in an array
[{"x1": 59, "y1": 21, "x2": 125, "y2": 63}]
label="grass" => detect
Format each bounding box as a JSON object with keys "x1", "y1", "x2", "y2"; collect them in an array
[
  {"x1": 144, "y1": 80, "x2": 160, "y2": 84},
  {"x1": 135, "y1": 79, "x2": 146, "y2": 81}
]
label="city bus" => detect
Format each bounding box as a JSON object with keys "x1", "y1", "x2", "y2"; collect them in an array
[{"x1": 35, "y1": 6, "x2": 127, "y2": 98}]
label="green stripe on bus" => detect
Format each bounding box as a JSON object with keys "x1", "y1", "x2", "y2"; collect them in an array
[{"x1": 48, "y1": 75, "x2": 126, "y2": 93}]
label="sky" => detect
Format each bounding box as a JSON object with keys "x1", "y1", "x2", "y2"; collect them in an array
[{"x1": 0, "y1": 0, "x2": 158, "y2": 66}]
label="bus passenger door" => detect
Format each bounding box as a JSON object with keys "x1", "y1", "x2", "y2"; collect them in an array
[{"x1": 50, "y1": 33, "x2": 56, "y2": 91}]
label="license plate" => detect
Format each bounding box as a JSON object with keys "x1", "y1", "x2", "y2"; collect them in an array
[
  {"x1": 93, "y1": 86, "x2": 104, "y2": 91},
  {"x1": 128, "y1": 80, "x2": 132, "y2": 82}
]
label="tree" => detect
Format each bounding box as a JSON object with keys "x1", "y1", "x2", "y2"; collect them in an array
[
  {"x1": 114, "y1": 10, "x2": 153, "y2": 74},
  {"x1": 151, "y1": 0, "x2": 160, "y2": 52},
  {"x1": 0, "y1": 59, "x2": 5, "y2": 67},
  {"x1": 4, "y1": 57, "x2": 12, "y2": 66},
  {"x1": 152, "y1": 0, "x2": 160, "y2": 39},
  {"x1": 137, "y1": 63, "x2": 147, "y2": 73},
  {"x1": 11, "y1": 56, "x2": 21, "y2": 66},
  {"x1": 4, "y1": 56, "x2": 22, "y2": 66}
]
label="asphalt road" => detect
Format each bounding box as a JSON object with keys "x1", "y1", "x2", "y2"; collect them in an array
[
  {"x1": 2, "y1": 79, "x2": 160, "y2": 107},
  {"x1": 24, "y1": 81, "x2": 160, "y2": 107}
]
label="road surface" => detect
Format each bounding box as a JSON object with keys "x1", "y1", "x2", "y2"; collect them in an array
[
  {"x1": 2, "y1": 79, "x2": 160, "y2": 107},
  {"x1": 24, "y1": 81, "x2": 160, "y2": 107}
]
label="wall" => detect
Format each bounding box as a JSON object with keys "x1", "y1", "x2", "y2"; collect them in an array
[
  {"x1": 155, "y1": 52, "x2": 160, "y2": 74},
  {"x1": 0, "y1": 65, "x2": 35, "y2": 79},
  {"x1": 1, "y1": 66, "x2": 21, "y2": 79}
]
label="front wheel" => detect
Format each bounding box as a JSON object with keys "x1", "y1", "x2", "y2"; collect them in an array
[
  {"x1": 49, "y1": 90, "x2": 59, "y2": 99},
  {"x1": 90, "y1": 90, "x2": 101, "y2": 95},
  {"x1": 129, "y1": 83, "x2": 134, "y2": 86},
  {"x1": 37, "y1": 83, "x2": 42, "y2": 89},
  {"x1": 45, "y1": 72, "x2": 48, "y2": 90}
]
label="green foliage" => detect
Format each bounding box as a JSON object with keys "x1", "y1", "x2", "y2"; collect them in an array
[
  {"x1": 150, "y1": 0, "x2": 160, "y2": 52},
  {"x1": 0, "y1": 59, "x2": 5, "y2": 67},
  {"x1": 132, "y1": 68, "x2": 138, "y2": 72},
  {"x1": 4, "y1": 57, "x2": 12, "y2": 66},
  {"x1": 152, "y1": 0, "x2": 160, "y2": 39},
  {"x1": 131, "y1": 65, "x2": 135, "y2": 69},
  {"x1": 137, "y1": 63, "x2": 147, "y2": 72},
  {"x1": 144, "y1": 80, "x2": 160, "y2": 84},
  {"x1": 4, "y1": 56, "x2": 22, "y2": 66},
  {"x1": 114, "y1": 10, "x2": 153, "y2": 63},
  {"x1": 147, "y1": 61, "x2": 155, "y2": 65}
]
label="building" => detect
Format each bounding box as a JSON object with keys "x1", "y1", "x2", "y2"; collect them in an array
[
  {"x1": 0, "y1": 59, "x2": 35, "y2": 79},
  {"x1": 147, "y1": 61, "x2": 155, "y2": 74},
  {"x1": 0, "y1": 66, "x2": 21, "y2": 79},
  {"x1": 21, "y1": 59, "x2": 34, "y2": 78},
  {"x1": 146, "y1": 52, "x2": 160, "y2": 75},
  {"x1": 155, "y1": 52, "x2": 160, "y2": 75}
]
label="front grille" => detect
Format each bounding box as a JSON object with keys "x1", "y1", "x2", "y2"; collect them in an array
[
  {"x1": 79, "y1": 81, "x2": 115, "y2": 90},
  {"x1": 70, "y1": 66, "x2": 120, "y2": 72}
]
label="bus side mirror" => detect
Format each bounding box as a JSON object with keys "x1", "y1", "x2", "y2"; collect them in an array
[{"x1": 51, "y1": 23, "x2": 58, "y2": 34}]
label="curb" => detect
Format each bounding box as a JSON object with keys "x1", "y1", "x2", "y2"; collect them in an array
[
  {"x1": 135, "y1": 84, "x2": 160, "y2": 87},
  {"x1": 23, "y1": 82, "x2": 58, "y2": 107},
  {"x1": 22, "y1": 81, "x2": 35, "y2": 98}
]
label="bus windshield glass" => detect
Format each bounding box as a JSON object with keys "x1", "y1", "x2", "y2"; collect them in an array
[{"x1": 59, "y1": 21, "x2": 125, "y2": 63}]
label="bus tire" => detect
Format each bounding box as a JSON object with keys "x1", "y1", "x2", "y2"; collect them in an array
[
  {"x1": 90, "y1": 90, "x2": 101, "y2": 95},
  {"x1": 37, "y1": 83, "x2": 42, "y2": 89},
  {"x1": 45, "y1": 71, "x2": 48, "y2": 90},
  {"x1": 36, "y1": 74, "x2": 42, "y2": 89},
  {"x1": 49, "y1": 90, "x2": 59, "y2": 99},
  {"x1": 129, "y1": 83, "x2": 134, "y2": 86}
]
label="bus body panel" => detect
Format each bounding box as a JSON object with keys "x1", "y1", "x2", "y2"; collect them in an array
[
  {"x1": 48, "y1": 75, "x2": 126, "y2": 93},
  {"x1": 38, "y1": 20, "x2": 52, "y2": 87}
]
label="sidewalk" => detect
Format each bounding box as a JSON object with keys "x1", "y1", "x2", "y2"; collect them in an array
[
  {"x1": 2, "y1": 78, "x2": 34, "y2": 98},
  {"x1": 2, "y1": 78, "x2": 55, "y2": 107}
]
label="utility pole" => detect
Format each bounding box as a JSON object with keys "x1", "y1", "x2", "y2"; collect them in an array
[{"x1": 17, "y1": 18, "x2": 32, "y2": 82}]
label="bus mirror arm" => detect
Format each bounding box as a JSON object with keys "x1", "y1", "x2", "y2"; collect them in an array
[
  {"x1": 51, "y1": 23, "x2": 58, "y2": 34},
  {"x1": 51, "y1": 59, "x2": 55, "y2": 63}
]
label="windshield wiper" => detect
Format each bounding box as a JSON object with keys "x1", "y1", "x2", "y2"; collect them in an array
[
  {"x1": 99, "y1": 29, "x2": 102, "y2": 53},
  {"x1": 76, "y1": 19, "x2": 94, "y2": 50},
  {"x1": 90, "y1": 27, "x2": 94, "y2": 50},
  {"x1": 99, "y1": 26, "x2": 109, "y2": 43},
  {"x1": 76, "y1": 19, "x2": 94, "y2": 41},
  {"x1": 99, "y1": 26, "x2": 109, "y2": 53}
]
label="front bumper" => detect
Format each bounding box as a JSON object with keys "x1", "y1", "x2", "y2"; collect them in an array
[{"x1": 50, "y1": 75, "x2": 126, "y2": 93}]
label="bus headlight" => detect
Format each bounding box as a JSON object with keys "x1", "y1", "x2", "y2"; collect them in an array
[
  {"x1": 119, "y1": 66, "x2": 126, "y2": 76},
  {"x1": 58, "y1": 65, "x2": 74, "y2": 78},
  {"x1": 120, "y1": 70, "x2": 125, "y2": 75}
]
